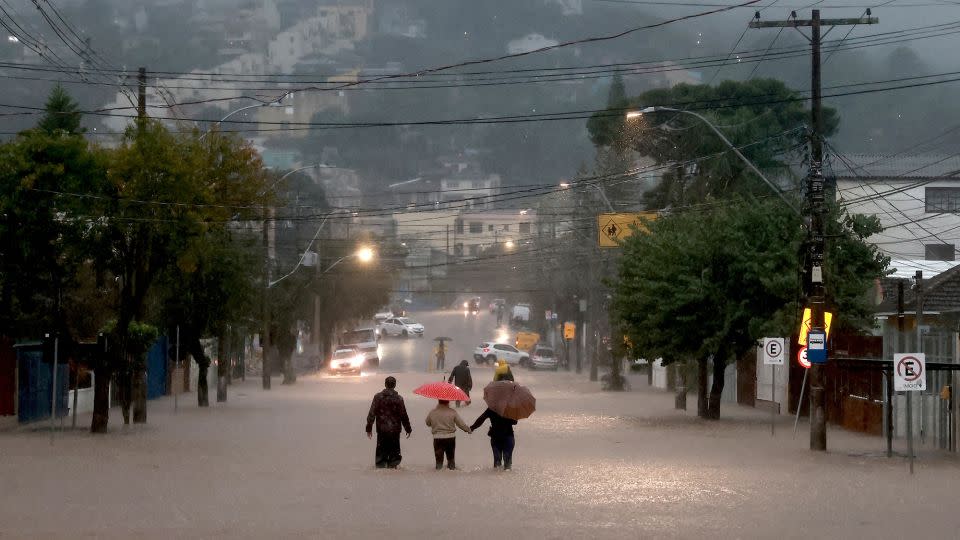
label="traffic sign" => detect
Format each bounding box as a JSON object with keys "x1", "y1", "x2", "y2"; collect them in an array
[
  {"x1": 807, "y1": 331, "x2": 827, "y2": 364},
  {"x1": 894, "y1": 353, "x2": 926, "y2": 391},
  {"x1": 762, "y1": 337, "x2": 785, "y2": 365},
  {"x1": 797, "y1": 346, "x2": 811, "y2": 369},
  {"x1": 597, "y1": 212, "x2": 657, "y2": 248},
  {"x1": 563, "y1": 322, "x2": 576, "y2": 341},
  {"x1": 798, "y1": 308, "x2": 833, "y2": 345}
]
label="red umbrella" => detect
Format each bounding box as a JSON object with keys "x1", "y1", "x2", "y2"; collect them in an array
[{"x1": 413, "y1": 381, "x2": 470, "y2": 402}]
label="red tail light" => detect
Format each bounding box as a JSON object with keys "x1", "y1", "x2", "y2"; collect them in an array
[{"x1": 482, "y1": 348, "x2": 489, "y2": 353}]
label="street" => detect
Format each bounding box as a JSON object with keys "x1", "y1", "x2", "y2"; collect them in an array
[
  {"x1": 373, "y1": 308, "x2": 502, "y2": 374},
  {"x1": 3, "y1": 308, "x2": 960, "y2": 539}
]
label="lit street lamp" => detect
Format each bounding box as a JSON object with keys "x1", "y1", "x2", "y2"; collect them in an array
[{"x1": 625, "y1": 106, "x2": 801, "y2": 215}]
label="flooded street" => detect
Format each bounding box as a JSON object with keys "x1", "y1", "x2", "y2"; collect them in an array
[{"x1": 3, "y1": 307, "x2": 959, "y2": 538}]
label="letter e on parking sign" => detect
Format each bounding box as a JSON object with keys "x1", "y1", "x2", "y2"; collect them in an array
[
  {"x1": 762, "y1": 337, "x2": 785, "y2": 365},
  {"x1": 894, "y1": 353, "x2": 926, "y2": 392}
]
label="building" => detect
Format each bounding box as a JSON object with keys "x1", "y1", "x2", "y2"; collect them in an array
[
  {"x1": 835, "y1": 153, "x2": 960, "y2": 261},
  {"x1": 454, "y1": 210, "x2": 538, "y2": 259}
]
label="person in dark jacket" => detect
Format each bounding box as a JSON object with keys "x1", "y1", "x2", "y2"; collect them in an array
[
  {"x1": 470, "y1": 408, "x2": 518, "y2": 470},
  {"x1": 447, "y1": 360, "x2": 473, "y2": 407},
  {"x1": 365, "y1": 376, "x2": 413, "y2": 468}
]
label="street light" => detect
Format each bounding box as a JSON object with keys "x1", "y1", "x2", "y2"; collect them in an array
[
  {"x1": 625, "y1": 106, "x2": 801, "y2": 215},
  {"x1": 200, "y1": 99, "x2": 286, "y2": 140}
]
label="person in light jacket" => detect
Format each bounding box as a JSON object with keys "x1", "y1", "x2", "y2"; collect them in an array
[{"x1": 425, "y1": 400, "x2": 471, "y2": 470}]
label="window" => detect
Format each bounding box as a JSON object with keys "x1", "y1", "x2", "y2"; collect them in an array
[
  {"x1": 925, "y1": 243, "x2": 955, "y2": 261},
  {"x1": 455, "y1": 219, "x2": 464, "y2": 234},
  {"x1": 454, "y1": 243, "x2": 463, "y2": 256},
  {"x1": 472, "y1": 180, "x2": 484, "y2": 189},
  {"x1": 488, "y1": 224, "x2": 494, "y2": 232},
  {"x1": 469, "y1": 222, "x2": 482, "y2": 233},
  {"x1": 925, "y1": 187, "x2": 960, "y2": 213},
  {"x1": 469, "y1": 244, "x2": 479, "y2": 256},
  {"x1": 446, "y1": 181, "x2": 459, "y2": 189},
  {"x1": 519, "y1": 222, "x2": 531, "y2": 234},
  {"x1": 502, "y1": 224, "x2": 510, "y2": 232}
]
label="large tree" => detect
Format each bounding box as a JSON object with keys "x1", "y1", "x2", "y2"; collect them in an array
[
  {"x1": 613, "y1": 197, "x2": 887, "y2": 419},
  {"x1": 587, "y1": 79, "x2": 838, "y2": 210}
]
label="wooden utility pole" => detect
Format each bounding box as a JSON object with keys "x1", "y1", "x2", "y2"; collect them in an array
[
  {"x1": 262, "y1": 207, "x2": 272, "y2": 390},
  {"x1": 137, "y1": 67, "x2": 147, "y2": 120},
  {"x1": 750, "y1": 10, "x2": 878, "y2": 451}
]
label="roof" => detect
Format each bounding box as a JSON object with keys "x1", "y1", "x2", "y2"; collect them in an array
[
  {"x1": 833, "y1": 154, "x2": 960, "y2": 180},
  {"x1": 876, "y1": 261, "x2": 960, "y2": 314}
]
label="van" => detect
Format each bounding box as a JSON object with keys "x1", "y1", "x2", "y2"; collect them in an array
[{"x1": 340, "y1": 327, "x2": 380, "y2": 368}]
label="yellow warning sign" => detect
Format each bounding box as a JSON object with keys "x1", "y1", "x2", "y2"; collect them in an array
[
  {"x1": 798, "y1": 308, "x2": 834, "y2": 346},
  {"x1": 598, "y1": 212, "x2": 657, "y2": 248},
  {"x1": 563, "y1": 322, "x2": 576, "y2": 341}
]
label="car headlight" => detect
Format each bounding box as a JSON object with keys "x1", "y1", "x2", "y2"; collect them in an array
[
  {"x1": 463, "y1": 302, "x2": 468, "y2": 308},
  {"x1": 376, "y1": 344, "x2": 383, "y2": 358},
  {"x1": 352, "y1": 355, "x2": 365, "y2": 367}
]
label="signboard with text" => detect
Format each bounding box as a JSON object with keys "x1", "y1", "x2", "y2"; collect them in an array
[{"x1": 894, "y1": 353, "x2": 926, "y2": 391}]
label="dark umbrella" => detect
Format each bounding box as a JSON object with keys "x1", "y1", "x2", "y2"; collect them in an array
[{"x1": 483, "y1": 380, "x2": 536, "y2": 420}]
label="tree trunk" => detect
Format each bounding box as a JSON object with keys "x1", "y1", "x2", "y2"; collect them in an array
[
  {"x1": 282, "y1": 352, "x2": 296, "y2": 385},
  {"x1": 118, "y1": 366, "x2": 132, "y2": 424},
  {"x1": 187, "y1": 335, "x2": 210, "y2": 407},
  {"x1": 708, "y1": 351, "x2": 727, "y2": 420},
  {"x1": 647, "y1": 361, "x2": 653, "y2": 387},
  {"x1": 132, "y1": 362, "x2": 147, "y2": 424},
  {"x1": 697, "y1": 357, "x2": 709, "y2": 418},
  {"x1": 675, "y1": 361, "x2": 687, "y2": 410},
  {"x1": 216, "y1": 334, "x2": 227, "y2": 402},
  {"x1": 90, "y1": 364, "x2": 112, "y2": 433}
]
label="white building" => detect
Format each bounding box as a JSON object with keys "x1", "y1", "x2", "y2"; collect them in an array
[
  {"x1": 454, "y1": 210, "x2": 538, "y2": 259},
  {"x1": 835, "y1": 153, "x2": 960, "y2": 262}
]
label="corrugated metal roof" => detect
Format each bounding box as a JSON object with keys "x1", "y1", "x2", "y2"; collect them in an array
[{"x1": 833, "y1": 154, "x2": 960, "y2": 179}]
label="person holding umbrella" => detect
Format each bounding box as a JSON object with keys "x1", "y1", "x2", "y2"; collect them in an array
[
  {"x1": 447, "y1": 360, "x2": 473, "y2": 407},
  {"x1": 471, "y1": 380, "x2": 536, "y2": 471},
  {"x1": 413, "y1": 381, "x2": 472, "y2": 470}
]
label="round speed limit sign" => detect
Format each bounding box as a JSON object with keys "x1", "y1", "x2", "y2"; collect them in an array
[{"x1": 797, "y1": 346, "x2": 811, "y2": 369}]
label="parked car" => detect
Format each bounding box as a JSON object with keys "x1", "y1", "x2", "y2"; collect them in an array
[
  {"x1": 379, "y1": 317, "x2": 425, "y2": 338},
  {"x1": 530, "y1": 346, "x2": 558, "y2": 370},
  {"x1": 328, "y1": 348, "x2": 364, "y2": 375},
  {"x1": 473, "y1": 342, "x2": 530, "y2": 366}
]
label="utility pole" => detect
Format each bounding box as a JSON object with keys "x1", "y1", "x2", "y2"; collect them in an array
[
  {"x1": 137, "y1": 67, "x2": 147, "y2": 120},
  {"x1": 750, "y1": 9, "x2": 878, "y2": 452},
  {"x1": 911, "y1": 271, "x2": 923, "y2": 474},
  {"x1": 262, "y1": 207, "x2": 272, "y2": 390}
]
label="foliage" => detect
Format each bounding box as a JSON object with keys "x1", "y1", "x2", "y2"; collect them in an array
[
  {"x1": 0, "y1": 106, "x2": 106, "y2": 339},
  {"x1": 587, "y1": 79, "x2": 838, "y2": 209},
  {"x1": 613, "y1": 197, "x2": 888, "y2": 416},
  {"x1": 36, "y1": 84, "x2": 84, "y2": 135}
]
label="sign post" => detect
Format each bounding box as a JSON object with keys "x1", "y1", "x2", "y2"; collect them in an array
[
  {"x1": 794, "y1": 346, "x2": 811, "y2": 436},
  {"x1": 894, "y1": 352, "x2": 926, "y2": 474},
  {"x1": 762, "y1": 338, "x2": 785, "y2": 436}
]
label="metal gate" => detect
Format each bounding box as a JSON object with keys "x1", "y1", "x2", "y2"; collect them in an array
[
  {"x1": 147, "y1": 336, "x2": 168, "y2": 400},
  {"x1": 16, "y1": 343, "x2": 68, "y2": 423}
]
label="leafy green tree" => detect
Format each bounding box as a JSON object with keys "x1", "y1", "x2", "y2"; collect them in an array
[
  {"x1": 0, "y1": 88, "x2": 104, "y2": 341},
  {"x1": 36, "y1": 84, "x2": 84, "y2": 135},
  {"x1": 587, "y1": 79, "x2": 838, "y2": 209},
  {"x1": 613, "y1": 198, "x2": 887, "y2": 419}
]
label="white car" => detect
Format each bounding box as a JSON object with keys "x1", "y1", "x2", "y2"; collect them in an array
[
  {"x1": 379, "y1": 317, "x2": 424, "y2": 338},
  {"x1": 530, "y1": 346, "x2": 558, "y2": 370},
  {"x1": 473, "y1": 342, "x2": 530, "y2": 366},
  {"x1": 328, "y1": 348, "x2": 364, "y2": 375}
]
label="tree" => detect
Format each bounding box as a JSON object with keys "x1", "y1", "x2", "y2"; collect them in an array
[
  {"x1": 0, "y1": 88, "x2": 104, "y2": 342},
  {"x1": 88, "y1": 123, "x2": 271, "y2": 431},
  {"x1": 612, "y1": 197, "x2": 887, "y2": 419},
  {"x1": 36, "y1": 84, "x2": 84, "y2": 135},
  {"x1": 587, "y1": 79, "x2": 838, "y2": 209}
]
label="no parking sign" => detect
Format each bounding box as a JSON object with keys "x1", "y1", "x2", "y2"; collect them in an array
[{"x1": 894, "y1": 353, "x2": 926, "y2": 391}]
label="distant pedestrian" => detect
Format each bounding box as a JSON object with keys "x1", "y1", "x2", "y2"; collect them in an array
[
  {"x1": 470, "y1": 407, "x2": 518, "y2": 470},
  {"x1": 425, "y1": 400, "x2": 472, "y2": 470},
  {"x1": 435, "y1": 341, "x2": 446, "y2": 371},
  {"x1": 493, "y1": 359, "x2": 514, "y2": 382},
  {"x1": 365, "y1": 376, "x2": 412, "y2": 469},
  {"x1": 448, "y1": 360, "x2": 473, "y2": 407},
  {"x1": 496, "y1": 305, "x2": 504, "y2": 326}
]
